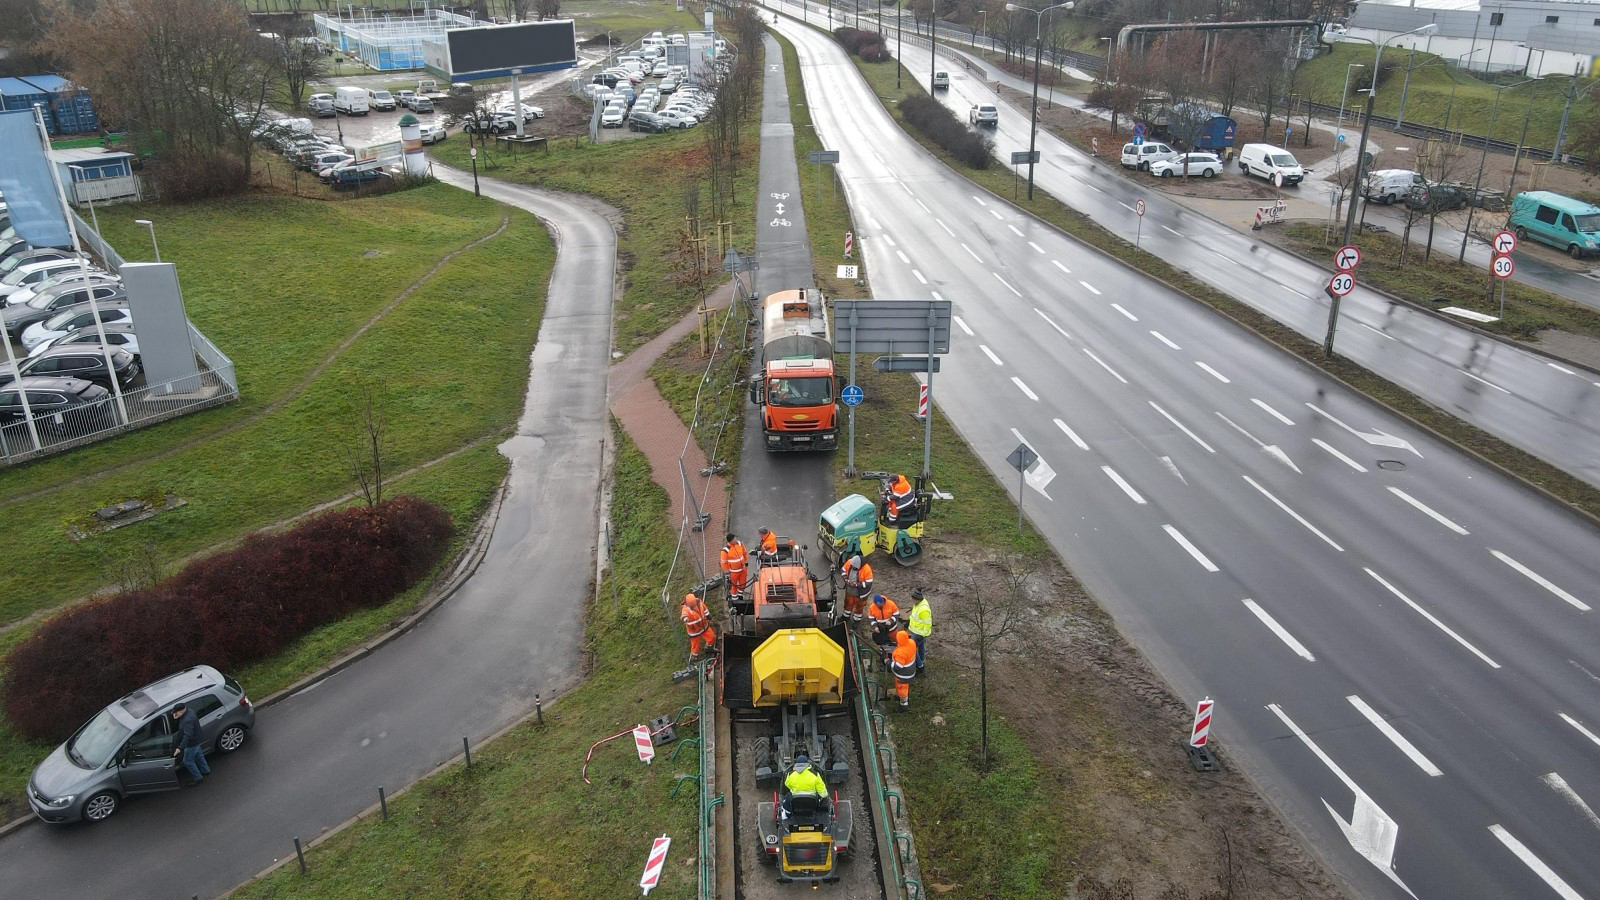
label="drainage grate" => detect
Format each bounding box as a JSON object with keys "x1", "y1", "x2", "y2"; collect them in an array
[{"x1": 1377, "y1": 460, "x2": 1407, "y2": 471}]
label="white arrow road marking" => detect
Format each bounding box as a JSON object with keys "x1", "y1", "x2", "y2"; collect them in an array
[
  {"x1": 1150, "y1": 402, "x2": 1215, "y2": 453},
  {"x1": 1347, "y1": 695, "x2": 1442, "y2": 776},
  {"x1": 1034, "y1": 308, "x2": 1071, "y2": 339},
  {"x1": 1101, "y1": 466, "x2": 1146, "y2": 504},
  {"x1": 1488, "y1": 825, "x2": 1586, "y2": 900},
  {"x1": 1491, "y1": 550, "x2": 1591, "y2": 611},
  {"x1": 1217, "y1": 413, "x2": 1301, "y2": 473},
  {"x1": 1562, "y1": 713, "x2": 1600, "y2": 749},
  {"x1": 1053, "y1": 418, "x2": 1089, "y2": 450},
  {"x1": 1009, "y1": 428, "x2": 1055, "y2": 498},
  {"x1": 1366, "y1": 568, "x2": 1501, "y2": 668},
  {"x1": 1243, "y1": 599, "x2": 1315, "y2": 661},
  {"x1": 1267, "y1": 703, "x2": 1416, "y2": 898},
  {"x1": 1543, "y1": 773, "x2": 1600, "y2": 832},
  {"x1": 1306, "y1": 403, "x2": 1422, "y2": 458},
  {"x1": 1387, "y1": 487, "x2": 1469, "y2": 535},
  {"x1": 1244, "y1": 475, "x2": 1342, "y2": 550},
  {"x1": 1160, "y1": 455, "x2": 1187, "y2": 484}
]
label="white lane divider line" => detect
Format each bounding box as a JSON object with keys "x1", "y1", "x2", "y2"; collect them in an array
[
  {"x1": 1243, "y1": 475, "x2": 1344, "y2": 551},
  {"x1": 896, "y1": 249, "x2": 911, "y2": 264},
  {"x1": 953, "y1": 315, "x2": 974, "y2": 336},
  {"x1": 1243, "y1": 599, "x2": 1316, "y2": 661},
  {"x1": 1150, "y1": 331, "x2": 1181, "y2": 350},
  {"x1": 1164, "y1": 524, "x2": 1219, "y2": 572},
  {"x1": 1313, "y1": 438, "x2": 1368, "y2": 472},
  {"x1": 1118, "y1": 201, "x2": 1136, "y2": 213},
  {"x1": 1087, "y1": 184, "x2": 1104, "y2": 193},
  {"x1": 1161, "y1": 456, "x2": 1187, "y2": 484},
  {"x1": 1195, "y1": 361, "x2": 1231, "y2": 383},
  {"x1": 961, "y1": 243, "x2": 982, "y2": 261},
  {"x1": 1028, "y1": 241, "x2": 1046, "y2": 254},
  {"x1": 1562, "y1": 713, "x2": 1600, "y2": 749},
  {"x1": 990, "y1": 209, "x2": 1005, "y2": 221},
  {"x1": 931, "y1": 290, "x2": 946, "y2": 303},
  {"x1": 1491, "y1": 550, "x2": 1591, "y2": 611},
  {"x1": 1542, "y1": 772, "x2": 1600, "y2": 832},
  {"x1": 1009, "y1": 427, "x2": 1057, "y2": 498},
  {"x1": 1111, "y1": 303, "x2": 1139, "y2": 322},
  {"x1": 973, "y1": 196, "x2": 987, "y2": 206},
  {"x1": 1149, "y1": 402, "x2": 1215, "y2": 453},
  {"x1": 1357, "y1": 321, "x2": 1399, "y2": 342},
  {"x1": 1283, "y1": 285, "x2": 1311, "y2": 299},
  {"x1": 1252, "y1": 398, "x2": 1295, "y2": 425},
  {"x1": 1549, "y1": 362, "x2": 1577, "y2": 376},
  {"x1": 936, "y1": 218, "x2": 954, "y2": 236},
  {"x1": 1101, "y1": 466, "x2": 1147, "y2": 504},
  {"x1": 1162, "y1": 224, "x2": 1182, "y2": 236},
  {"x1": 1034, "y1": 308, "x2": 1071, "y2": 339},
  {"x1": 979, "y1": 344, "x2": 1003, "y2": 365},
  {"x1": 1082, "y1": 348, "x2": 1128, "y2": 384},
  {"x1": 1463, "y1": 370, "x2": 1512, "y2": 394},
  {"x1": 1011, "y1": 376, "x2": 1038, "y2": 400},
  {"x1": 993, "y1": 272, "x2": 1022, "y2": 296},
  {"x1": 1054, "y1": 418, "x2": 1089, "y2": 450},
  {"x1": 1488, "y1": 825, "x2": 1585, "y2": 900},
  {"x1": 916, "y1": 200, "x2": 930, "y2": 213},
  {"x1": 913, "y1": 270, "x2": 928, "y2": 284},
  {"x1": 901, "y1": 182, "x2": 915, "y2": 197},
  {"x1": 1051, "y1": 259, "x2": 1070, "y2": 274},
  {"x1": 1079, "y1": 281, "x2": 1102, "y2": 296},
  {"x1": 882, "y1": 234, "x2": 897, "y2": 247},
  {"x1": 1007, "y1": 224, "x2": 1024, "y2": 237},
  {"x1": 1347, "y1": 695, "x2": 1442, "y2": 776},
  {"x1": 1387, "y1": 487, "x2": 1470, "y2": 536},
  {"x1": 1365, "y1": 568, "x2": 1501, "y2": 668}
]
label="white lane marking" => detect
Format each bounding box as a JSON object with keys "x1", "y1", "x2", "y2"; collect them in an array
[
  {"x1": 1549, "y1": 362, "x2": 1577, "y2": 375},
  {"x1": 1101, "y1": 466, "x2": 1146, "y2": 504},
  {"x1": 1243, "y1": 475, "x2": 1344, "y2": 551},
  {"x1": 931, "y1": 291, "x2": 946, "y2": 303},
  {"x1": 882, "y1": 234, "x2": 897, "y2": 247},
  {"x1": 1034, "y1": 308, "x2": 1071, "y2": 339},
  {"x1": 1195, "y1": 361, "x2": 1231, "y2": 383},
  {"x1": 901, "y1": 182, "x2": 915, "y2": 197},
  {"x1": 973, "y1": 196, "x2": 987, "y2": 206},
  {"x1": 1357, "y1": 321, "x2": 1399, "y2": 342},
  {"x1": 916, "y1": 200, "x2": 930, "y2": 213},
  {"x1": 1150, "y1": 331, "x2": 1181, "y2": 350},
  {"x1": 1164, "y1": 524, "x2": 1218, "y2": 572},
  {"x1": 961, "y1": 243, "x2": 982, "y2": 261},
  {"x1": 1162, "y1": 224, "x2": 1182, "y2": 236},
  {"x1": 1051, "y1": 259, "x2": 1070, "y2": 274},
  {"x1": 1365, "y1": 568, "x2": 1501, "y2": 668},
  {"x1": 1082, "y1": 348, "x2": 1128, "y2": 384},
  {"x1": 1054, "y1": 418, "x2": 1089, "y2": 450},
  {"x1": 1463, "y1": 369, "x2": 1512, "y2": 394},
  {"x1": 1488, "y1": 826, "x2": 1585, "y2": 900},
  {"x1": 1028, "y1": 241, "x2": 1046, "y2": 254},
  {"x1": 1306, "y1": 403, "x2": 1422, "y2": 458},
  {"x1": 895, "y1": 249, "x2": 911, "y2": 264},
  {"x1": 1161, "y1": 456, "x2": 1187, "y2": 484},
  {"x1": 1491, "y1": 550, "x2": 1591, "y2": 611},
  {"x1": 1118, "y1": 201, "x2": 1135, "y2": 213},
  {"x1": 1347, "y1": 695, "x2": 1442, "y2": 776},
  {"x1": 993, "y1": 272, "x2": 1021, "y2": 296},
  {"x1": 1243, "y1": 599, "x2": 1316, "y2": 661},
  {"x1": 990, "y1": 209, "x2": 1004, "y2": 221},
  {"x1": 1313, "y1": 438, "x2": 1368, "y2": 472},
  {"x1": 1011, "y1": 376, "x2": 1038, "y2": 400},
  {"x1": 1111, "y1": 303, "x2": 1139, "y2": 322},
  {"x1": 913, "y1": 269, "x2": 927, "y2": 284},
  {"x1": 1267, "y1": 703, "x2": 1415, "y2": 896},
  {"x1": 1542, "y1": 772, "x2": 1600, "y2": 832},
  {"x1": 953, "y1": 315, "x2": 974, "y2": 336},
  {"x1": 979, "y1": 344, "x2": 1003, "y2": 365},
  {"x1": 1252, "y1": 398, "x2": 1295, "y2": 425},
  {"x1": 936, "y1": 218, "x2": 954, "y2": 236},
  {"x1": 1150, "y1": 402, "x2": 1216, "y2": 453},
  {"x1": 1079, "y1": 281, "x2": 1102, "y2": 295},
  {"x1": 1563, "y1": 714, "x2": 1600, "y2": 749},
  {"x1": 1386, "y1": 487, "x2": 1470, "y2": 535},
  {"x1": 1284, "y1": 285, "x2": 1311, "y2": 299},
  {"x1": 867, "y1": 217, "x2": 882, "y2": 230},
  {"x1": 1007, "y1": 224, "x2": 1024, "y2": 237},
  {"x1": 1087, "y1": 184, "x2": 1104, "y2": 193},
  {"x1": 1217, "y1": 412, "x2": 1301, "y2": 473}
]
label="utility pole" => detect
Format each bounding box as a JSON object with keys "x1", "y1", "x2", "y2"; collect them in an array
[
  {"x1": 1505, "y1": 83, "x2": 1538, "y2": 198},
  {"x1": 1459, "y1": 81, "x2": 1522, "y2": 263},
  {"x1": 930, "y1": 0, "x2": 937, "y2": 90},
  {"x1": 1395, "y1": 48, "x2": 1416, "y2": 128},
  {"x1": 1553, "y1": 64, "x2": 1581, "y2": 161}
]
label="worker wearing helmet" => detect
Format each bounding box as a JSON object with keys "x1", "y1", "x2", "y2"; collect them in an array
[
  {"x1": 756, "y1": 527, "x2": 779, "y2": 563},
  {"x1": 908, "y1": 588, "x2": 933, "y2": 674},
  {"x1": 840, "y1": 554, "x2": 873, "y2": 623},
  {"x1": 890, "y1": 630, "x2": 918, "y2": 708},
  {"x1": 680, "y1": 589, "x2": 716, "y2": 660},
  {"x1": 721, "y1": 533, "x2": 749, "y2": 595},
  {"x1": 867, "y1": 593, "x2": 901, "y2": 653}
]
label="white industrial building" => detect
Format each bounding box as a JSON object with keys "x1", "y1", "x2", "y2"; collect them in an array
[{"x1": 1345, "y1": 0, "x2": 1600, "y2": 77}]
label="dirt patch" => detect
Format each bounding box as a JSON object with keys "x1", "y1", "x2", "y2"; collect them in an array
[{"x1": 871, "y1": 539, "x2": 1342, "y2": 899}]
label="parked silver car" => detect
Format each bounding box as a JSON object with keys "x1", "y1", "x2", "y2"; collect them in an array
[{"x1": 28, "y1": 666, "x2": 256, "y2": 823}]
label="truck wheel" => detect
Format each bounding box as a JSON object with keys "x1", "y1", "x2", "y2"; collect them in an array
[{"x1": 754, "y1": 737, "x2": 773, "y2": 774}]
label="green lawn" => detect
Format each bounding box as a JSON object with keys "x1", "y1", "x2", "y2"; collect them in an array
[{"x1": 235, "y1": 425, "x2": 699, "y2": 900}]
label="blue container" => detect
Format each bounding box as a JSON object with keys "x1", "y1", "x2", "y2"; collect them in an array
[{"x1": 0, "y1": 76, "x2": 99, "y2": 135}]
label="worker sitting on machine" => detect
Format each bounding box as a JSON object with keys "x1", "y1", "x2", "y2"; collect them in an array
[
  {"x1": 883, "y1": 473, "x2": 919, "y2": 524},
  {"x1": 781, "y1": 754, "x2": 828, "y2": 820},
  {"x1": 756, "y1": 526, "x2": 781, "y2": 563}
]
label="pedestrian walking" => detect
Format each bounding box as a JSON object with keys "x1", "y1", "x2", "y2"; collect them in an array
[
  {"x1": 170, "y1": 703, "x2": 210, "y2": 784},
  {"x1": 680, "y1": 588, "x2": 717, "y2": 661},
  {"x1": 890, "y1": 630, "x2": 918, "y2": 709},
  {"x1": 908, "y1": 588, "x2": 933, "y2": 674},
  {"x1": 867, "y1": 593, "x2": 901, "y2": 655},
  {"x1": 721, "y1": 533, "x2": 749, "y2": 596},
  {"x1": 840, "y1": 554, "x2": 873, "y2": 623}
]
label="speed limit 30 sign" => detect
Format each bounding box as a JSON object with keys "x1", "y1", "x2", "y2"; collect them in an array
[
  {"x1": 1492, "y1": 255, "x2": 1516, "y2": 279},
  {"x1": 1493, "y1": 230, "x2": 1518, "y2": 255},
  {"x1": 1327, "y1": 271, "x2": 1356, "y2": 297}
]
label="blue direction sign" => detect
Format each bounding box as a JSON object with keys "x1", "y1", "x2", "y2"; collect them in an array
[{"x1": 841, "y1": 384, "x2": 864, "y2": 407}]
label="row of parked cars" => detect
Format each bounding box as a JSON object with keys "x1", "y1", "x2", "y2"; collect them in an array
[{"x1": 258, "y1": 126, "x2": 395, "y2": 190}]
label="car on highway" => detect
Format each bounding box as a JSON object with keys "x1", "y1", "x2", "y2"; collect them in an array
[
  {"x1": 1121, "y1": 141, "x2": 1179, "y2": 171},
  {"x1": 22, "y1": 302, "x2": 133, "y2": 351},
  {"x1": 1148, "y1": 152, "x2": 1222, "y2": 178},
  {"x1": 969, "y1": 104, "x2": 998, "y2": 127},
  {"x1": 418, "y1": 123, "x2": 447, "y2": 144},
  {"x1": 0, "y1": 376, "x2": 113, "y2": 432},
  {"x1": 27, "y1": 666, "x2": 256, "y2": 823},
  {"x1": 0, "y1": 345, "x2": 139, "y2": 390},
  {"x1": 30, "y1": 321, "x2": 140, "y2": 362}
]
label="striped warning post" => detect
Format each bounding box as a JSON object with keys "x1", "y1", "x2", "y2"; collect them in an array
[
  {"x1": 917, "y1": 384, "x2": 929, "y2": 420},
  {"x1": 843, "y1": 231, "x2": 854, "y2": 259},
  {"x1": 639, "y1": 834, "x2": 671, "y2": 895},
  {"x1": 633, "y1": 724, "x2": 655, "y2": 764},
  {"x1": 1189, "y1": 697, "x2": 1214, "y2": 748}
]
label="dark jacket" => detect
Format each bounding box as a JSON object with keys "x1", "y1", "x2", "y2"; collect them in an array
[{"x1": 176, "y1": 710, "x2": 202, "y2": 750}]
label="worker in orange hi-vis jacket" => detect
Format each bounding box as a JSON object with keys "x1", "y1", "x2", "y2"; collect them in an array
[
  {"x1": 720, "y1": 532, "x2": 749, "y2": 595},
  {"x1": 680, "y1": 589, "x2": 717, "y2": 660},
  {"x1": 840, "y1": 554, "x2": 873, "y2": 623},
  {"x1": 890, "y1": 630, "x2": 917, "y2": 708},
  {"x1": 756, "y1": 527, "x2": 779, "y2": 562}
]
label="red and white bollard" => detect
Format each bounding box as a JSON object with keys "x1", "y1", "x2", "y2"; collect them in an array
[
  {"x1": 639, "y1": 834, "x2": 671, "y2": 895},
  {"x1": 633, "y1": 724, "x2": 655, "y2": 765},
  {"x1": 1185, "y1": 697, "x2": 1220, "y2": 771},
  {"x1": 843, "y1": 230, "x2": 854, "y2": 259},
  {"x1": 1252, "y1": 208, "x2": 1264, "y2": 231},
  {"x1": 916, "y1": 383, "x2": 928, "y2": 421}
]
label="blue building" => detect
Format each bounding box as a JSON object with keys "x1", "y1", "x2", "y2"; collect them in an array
[{"x1": 0, "y1": 74, "x2": 100, "y2": 136}]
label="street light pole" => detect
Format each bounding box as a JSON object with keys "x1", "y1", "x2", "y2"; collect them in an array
[
  {"x1": 470, "y1": 147, "x2": 480, "y2": 196},
  {"x1": 897, "y1": 3, "x2": 903, "y2": 90},
  {"x1": 133, "y1": 218, "x2": 161, "y2": 262},
  {"x1": 68, "y1": 166, "x2": 100, "y2": 237},
  {"x1": 1007, "y1": 1, "x2": 1073, "y2": 201},
  {"x1": 1336, "y1": 63, "x2": 1364, "y2": 145},
  {"x1": 930, "y1": 0, "x2": 937, "y2": 90}
]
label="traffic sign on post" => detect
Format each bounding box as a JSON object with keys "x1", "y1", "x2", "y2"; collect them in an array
[
  {"x1": 1327, "y1": 271, "x2": 1356, "y2": 297},
  {"x1": 1493, "y1": 230, "x2": 1518, "y2": 255},
  {"x1": 1492, "y1": 255, "x2": 1516, "y2": 279},
  {"x1": 1135, "y1": 198, "x2": 1146, "y2": 217},
  {"x1": 840, "y1": 384, "x2": 864, "y2": 406},
  {"x1": 1010, "y1": 150, "x2": 1040, "y2": 165},
  {"x1": 1334, "y1": 245, "x2": 1361, "y2": 271}
]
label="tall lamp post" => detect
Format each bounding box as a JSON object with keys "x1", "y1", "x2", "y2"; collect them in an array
[
  {"x1": 978, "y1": 9, "x2": 988, "y2": 52},
  {"x1": 1006, "y1": 1, "x2": 1074, "y2": 201},
  {"x1": 897, "y1": 1, "x2": 904, "y2": 89},
  {"x1": 133, "y1": 218, "x2": 161, "y2": 263},
  {"x1": 470, "y1": 146, "x2": 480, "y2": 196},
  {"x1": 1335, "y1": 63, "x2": 1364, "y2": 145},
  {"x1": 1327, "y1": 22, "x2": 1437, "y2": 358},
  {"x1": 929, "y1": 0, "x2": 938, "y2": 89}
]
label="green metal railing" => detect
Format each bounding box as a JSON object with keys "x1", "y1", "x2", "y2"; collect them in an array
[
  {"x1": 695, "y1": 660, "x2": 720, "y2": 899},
  {"x1": 850, "y1": 633, "x2": 924, "y2": 900}
]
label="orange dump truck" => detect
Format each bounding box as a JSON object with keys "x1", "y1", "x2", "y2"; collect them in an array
[{"x1": 748, "y1": 289, "x2": 838, "y2": 451}]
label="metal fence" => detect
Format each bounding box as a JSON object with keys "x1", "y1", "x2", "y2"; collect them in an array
[{"x1": 72, "y1": 211, "x2": 126, "y2": 273}]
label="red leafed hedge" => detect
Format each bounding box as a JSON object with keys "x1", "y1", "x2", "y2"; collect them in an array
[
  {"x1": 834, "y1": 27, "x2": 890, "y2": 62},
  {"x1": 3, "y1": 496, "x2": 453, "y2": 743}
]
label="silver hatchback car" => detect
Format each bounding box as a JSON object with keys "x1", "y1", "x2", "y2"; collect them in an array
[{"x1": 28, "y1": 665, "x2": 256, "y2": 823}]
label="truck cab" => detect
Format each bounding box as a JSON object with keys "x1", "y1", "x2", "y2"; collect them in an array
[{"x1": 751, "y1": 290, "x2": 838, "y2": 451}]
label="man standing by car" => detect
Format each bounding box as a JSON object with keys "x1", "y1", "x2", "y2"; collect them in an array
[{"x1": 170, "y1": 704, "x2": 210, "y2": 784}]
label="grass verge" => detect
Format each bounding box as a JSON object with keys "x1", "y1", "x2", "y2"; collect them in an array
[{"x1": 234, "y1": 425, "x2": 699, "y2": 900}]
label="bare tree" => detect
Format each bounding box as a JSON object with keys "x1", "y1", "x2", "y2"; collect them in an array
[
  {"x1": 274, "y1": 19, "x2": 329, "y2": 111},
  {"x1": 1208, "y1": 34, "x2": 1250, "y2": 119},
  {"x1": 533, "y1": 0, "x2": 561, "y2": 20},
  {"x1": 1241, "y1": 33, "x2": 1290, "y2": 133},
  {"x1": 343, "y1": 383, "x2": 387, "y2": 508},
  {"x1": 949, "y1": 557, "x2": 1033, "y2": 770}
]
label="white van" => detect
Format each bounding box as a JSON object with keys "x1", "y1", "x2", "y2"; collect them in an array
[
  {"x1": 366, "y1": 88, "x2": 397, "y2": 111},
  {"x1": 1364, "y1": 169, "x2": 1424, "y2": 204},
  {"x1": 333, "y1": 86, "x2": 369, "y2": 116},
  {"x1": 932, "y1": 71, "x2": 950, "y2": 90},
  {"x1": 1120, "y1": 141, "x2": 1178, "y2": 171},
  {"x1": 1237, "y1": 143, "x2": 1303, "y2": 186}
]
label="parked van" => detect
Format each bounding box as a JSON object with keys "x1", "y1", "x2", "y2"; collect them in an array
[
  {"x1": 1364, "y1": 168, "x2": 1424, "y2": 205},
  {"x1": 932, "y1": 71, "x2": 950, "y2": 90},
  {"x1": 307, "y1": 93, "x2": 336, "y2": 117},
  {"x1": 366, "y1": 88, "x2": 397, "y2": 111},
  {"x1": 1237, "y1": 143, "x2": 1303, "y2": 186},
  {"x1": 333, "y1": 86, "x2": 369, "y2": 115},
  {"x1": 1508, "y1": 191, "x2": 1600, "y2": 259},
  {"x1": 1120, "y1": 141, "x2": 1178, "y2": 171}
]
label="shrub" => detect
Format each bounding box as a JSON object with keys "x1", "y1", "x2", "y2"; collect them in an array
[
  {"x1": 3, "y1": 496, "x2": 453, "y2": 743},
  {"x1": 833, "y1": 27, "x2": 889, "y2": 61},
  {"x1": 898, "y1": 94, "x2": 994, "y2": 169}
]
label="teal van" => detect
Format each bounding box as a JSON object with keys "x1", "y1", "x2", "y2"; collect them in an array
[{"x1": 1507, "y1": 191, "x2": 1600, "y2": 259}]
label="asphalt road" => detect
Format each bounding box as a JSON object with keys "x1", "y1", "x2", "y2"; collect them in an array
[
  {"x1": 0, "y1": 172, "x2": 615, "y2": 898},
  {"x1": 772, "y1": 10, "x2": 1600, "y2": 899}
]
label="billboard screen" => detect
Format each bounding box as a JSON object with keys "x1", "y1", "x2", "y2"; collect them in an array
[
  {"x1": 687, "y1": 32, "x2": 715, "y2": 85},
  {"x1": 445, "y1": 20, "x2": 577, "y2": 77}
]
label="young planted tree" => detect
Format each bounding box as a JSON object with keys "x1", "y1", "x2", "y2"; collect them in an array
[
  {"x1": 343, "y1": 382, "x2": 388, "y2": 508},
  {"x1": 950, "y1": 557, "x2": 1035, "y2": 770}
]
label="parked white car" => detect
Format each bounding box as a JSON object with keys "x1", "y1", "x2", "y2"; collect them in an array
[
  {"x1": 418, "y1": 124, "x2": 447, "y2": 144},
  {"x1": 1120, "y1": 141, "x2": 1179, "y2": 171},
  {"x1": 1148, "y1": 152, "x2": 1223, "y2": 178},
  {"x1": 601, "y1": 104, "x2": 626, "y2": 128}
]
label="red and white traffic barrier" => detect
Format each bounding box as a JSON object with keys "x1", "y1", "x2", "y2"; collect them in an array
[
  {"x1": 917, "y1": 383, "x2": 929, "y2": 420},
  {"x1": 1189, "y1": 697, "x2": 1213, "y2": 747},
  {"x1": 843, "y1": 230, "x2": 854, "y2": 259},
  {"x1": 640, "y1": 834, "x2": 671, "y2": 895},
  {"x1": 633, "y1": 724, "x2": 656, "y2": 764}
]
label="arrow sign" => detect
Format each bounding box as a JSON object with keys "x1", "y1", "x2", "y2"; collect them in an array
[
  {"x1": 1493, "y1": 230, "x2": 1517, "y2": 255},
  {"x1": 1335, "y1": 245, "x2": 1361, "y2": 271},
  {"x1": 1307, "y1": 403, "x2": 1422, "y2": 457},
  {"x1": 1492, "y1": 254, "x2": 1515, "y2": 279}
]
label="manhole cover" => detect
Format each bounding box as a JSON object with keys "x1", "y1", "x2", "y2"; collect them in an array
[{"x1": 1377, "y1": 460, "x2": 1407, "y2": 471}]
